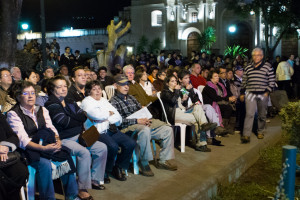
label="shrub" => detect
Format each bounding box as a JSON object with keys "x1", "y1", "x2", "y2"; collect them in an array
[{"x1": 279, "y1": 101, "x2": 300, "y2": 148}]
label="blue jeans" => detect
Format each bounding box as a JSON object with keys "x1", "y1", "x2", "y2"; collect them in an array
[
  {"x1": 99, "y1": 130, "x2": 136, "y2": 171},
  {"x1": 30, "y1": 157, "x2": 78, "y2": 200},
  {"x1": 62, "y1": 134, "x2": 107, "y2": 188}
]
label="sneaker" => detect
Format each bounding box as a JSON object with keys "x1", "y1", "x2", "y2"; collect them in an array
[
  {"x1": 156, "y1": 160, "x2": 178, "y2": 171},
  {"x1": 241, "y1": 136, "x2": 250, "y2": 143},
  {"x1": 257, "y1": 133, "x2": 264, "y2": 139},
  {"x1": 195, "y1": 145, "x2": 211, "y2": 152}
]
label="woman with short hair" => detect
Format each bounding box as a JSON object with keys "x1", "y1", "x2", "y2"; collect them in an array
[
  {"x1": 45, "y1": 76, "x2": 107, "y2": 200},
  {"x1": 7, "y1": 81, "x2": 78, "y2": 200}
]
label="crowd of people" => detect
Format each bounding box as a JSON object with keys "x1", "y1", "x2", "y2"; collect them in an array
[{"x1": 0, "y1": 39, "x2": 298, "y2": 200}]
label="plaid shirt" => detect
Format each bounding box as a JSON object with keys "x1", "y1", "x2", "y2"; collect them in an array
[{"x1": 110, "y1": 92, "x2": 142, "y2": 129}]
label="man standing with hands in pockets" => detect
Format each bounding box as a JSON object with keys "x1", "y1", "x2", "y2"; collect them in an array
[{"x1": 240, "y1": 48, "x2": 275, "y2": 143}]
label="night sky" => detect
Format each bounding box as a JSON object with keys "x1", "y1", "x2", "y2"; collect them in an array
[{"x1": 20, "y1": 0, "x2": 131, "y2": 32}]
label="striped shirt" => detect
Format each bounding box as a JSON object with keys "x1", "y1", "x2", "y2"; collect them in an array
[{"x1": 241, "y1": 62, "x2": 275, "y2": 94}]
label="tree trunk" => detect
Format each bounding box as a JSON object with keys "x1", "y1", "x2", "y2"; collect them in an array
[{"x1": 0, "y1": 0, "x2": 23, "y2": 68}]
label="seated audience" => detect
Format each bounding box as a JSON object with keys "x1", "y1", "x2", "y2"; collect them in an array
[
  {"x1": 59, "y1": 65, "x2": 71, "y2": 86},
  {"x1": 161, "y1": 74, "x2": 216, "y2": 152},
  {"x1": 202, "y1": 71, "x2": 237, "y2": 134},
  {"x1": 67, "y1": 67, "x2": 86, "y2": 103},
  {"x1": 45, "y1": 76, "x2": 107, "y2": 198},
  {"x1": 81, "y1": 80, "x2": 136, "y2": 182},
  {"x1": 110, "y1": 75, "x2": 177, "y2": 177},
  {"x1": 7, "y1": 81, "x2": 78, "y2": 200},
  {"x1": 0, "y1": 112, "x2": 28, "y2": 200},
  {"x1": 135, "y1": 69, "x2": 157, "y2": 97},
  {"x1": 10, "y1": 66, "x2": 22, "y2": 82},
  {"x1": 98, "y1": 66, "x2": 115, "y2": 88},
  {"x1": 153, "y1": 69, "x2": 166, "y2": 92},
  {"x1": 0, "y1": 68, "x2": 13, "y2": 112},
  {"x1": 148, "y1": 66, "x2": 159, "y2": 83},
  {"x1": 190, "y1": 63, "x2": 207, "y2": 88}
]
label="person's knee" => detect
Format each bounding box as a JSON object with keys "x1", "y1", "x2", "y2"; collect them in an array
[
  {"x1": 138, "y1": 126, "x2": 151, "y2": 140},
  {"x1": 108, "y1": 142, "x2": 119, "y2": 157}
]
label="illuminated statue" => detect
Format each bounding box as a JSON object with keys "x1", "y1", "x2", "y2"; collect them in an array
[{"x1": 98, "y1": 20, "x2": 131, "y2": 73}]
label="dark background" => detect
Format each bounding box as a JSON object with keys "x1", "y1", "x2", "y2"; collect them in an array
[{"x1": 20, "y1": 0, "x2": 131, "y2": 32}]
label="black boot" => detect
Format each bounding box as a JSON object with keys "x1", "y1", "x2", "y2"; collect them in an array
[{"x1": 112, "y1": 166, "x2": 127, "y2": 181}]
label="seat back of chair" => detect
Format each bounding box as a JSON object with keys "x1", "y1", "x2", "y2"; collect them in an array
[
  {"x1": 102, "y1": 90, "x2": 108, "y2": 100},
  {"x1": 156, "y1": 92, "x2": 171, "y2": 125},
  {"x1": 197, "y1": 85, "x2": 205, "y2": 93},
  {"x1": 105, "y1": 85, "x2": 115, "y2": 100}
]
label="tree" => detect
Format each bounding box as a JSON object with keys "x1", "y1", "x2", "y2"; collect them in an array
[
  {"x1": 148, "y1": 38, "x2": 162, "y2": 54},
  {"x1": 224, "y1": 0, "x2": 300, "y2": 58},
  {"x1": 197, "y1": 26, "x2": 216, "y2": 54},
  {"x1": 136, "y1": 35, "x2": 149, "y2": 54},
  {"x1": 0, "y1": 0, "x2": 23, "y2": 68}
]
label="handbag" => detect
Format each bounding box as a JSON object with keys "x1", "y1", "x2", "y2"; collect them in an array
[
  {"x1": 78, "y1": 125, "x2": 100, "y2": 147},
  {"x1": 0, "y1": 151, "x2": 21, "y2": 168}
]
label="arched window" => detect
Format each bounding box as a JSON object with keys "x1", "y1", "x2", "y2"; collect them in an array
[{"x1": 151, "y1": 10, "x2": 162, "y2": 27}]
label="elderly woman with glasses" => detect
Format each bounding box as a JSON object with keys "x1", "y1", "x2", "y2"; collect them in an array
[
  {"x1": 45, "y1": 76, "x2": 107, "y2": 200},
  {"x1": 7, "y1": 81, "x2": 78, "y2": 200}
]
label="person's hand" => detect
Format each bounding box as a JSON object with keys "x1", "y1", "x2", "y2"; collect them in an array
[
  {"x1": 175, "y1": 85, "x2": 181, "y2": 90},
  {"x1": 240, "y1": 95, "x2": 245, "y2": 102},
  {"x1": 0, "y1": 145, "x2": 9, "y2": 154},
  {"x1": 137, "y1": 118, "x2": 149, "y2": 125},
  {"x1": 43, "y1": 143, "x2": 61, "y2": 153},
  {"x1": 0, "y1": 153, "x2": 8, "y2": 162},
  {"x1": 186, "y1": 83, "x2": 193, "y2": 90},
  {"x1": 182, "y1": 94, "x2": 189, "y2": 101},
  {"x1": 56, "y1": 139, "x2": 62, "y2": 149},
  {"x1": 145, "y1": 119, "x2": 152, "y2": 127},
  {"x1": 264, "y1": 92, "x2": 269, "y2": 97},
  {"x1": 109, "y1": 111, "x2": 114, "y2": 116}
]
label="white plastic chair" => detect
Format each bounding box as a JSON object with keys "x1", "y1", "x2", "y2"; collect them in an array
[
  {"x1": 197, "y1": 85, "x2": 205, "y2": 93},
  {"x1": 105, "y1": 85, "x2": 115, "y2": 100},
  {"x1": 102, "y1": 90, "x2": 108, "y2": 100},
  {"x1": 156, "y1": 92, "x2": 187, "y2": 153}
]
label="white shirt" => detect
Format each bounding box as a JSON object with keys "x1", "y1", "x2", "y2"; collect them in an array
[
  {"x1": 140, "y1": 82, "x2": 154, "y2": 96},
  {"x1": 80, "y1": 96, "x2": 122, "y2": 134}
]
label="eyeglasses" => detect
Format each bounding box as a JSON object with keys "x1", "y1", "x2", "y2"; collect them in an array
[
  {"x1": 22, "y1": 91, "x2": 36, "y2": 96},
  {"x1": 126, "y1": 72, "x2": 134, "y2": 75},
  {"x1": 2, "y1": 74, "x2": 11, "y2": 78}
]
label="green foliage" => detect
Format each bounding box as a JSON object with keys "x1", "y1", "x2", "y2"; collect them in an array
[
  {"x1": 224, "y1": 45, "x2": 248, "y2": 58},
  {"x1": 279, "y1": 101, "x2": 300, "y2": 148},
  {"x1": 198, "y1": 26, "x2": 216, "y2": 54},
  {"x1": 136, "y1": 35, "x2": 149, "y2": 54},
  {"x1": 148, "y1": 38, "x2": 162, "y2": 54},
  {"x1": 224, "y1": 0, "x2": 300, "y2": 57},
  {"x1": 15, "y1": 50, "x2": 36, "y2": 71}
]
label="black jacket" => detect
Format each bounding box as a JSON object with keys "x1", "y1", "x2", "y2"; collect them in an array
[
  {"x1": 202, "y1": 84, "x2": 229, "y2": 105},
  {"x1": 45, "y1": 95, "x2": 86, "y2": 139},
  {"x1": 66, "y1": 84, "x2": 85, "y2": 103},
  {"x1": 0, "y1": 113, "x2": 19, "y2": 148},
  {"x1": 160, "y1": 88, "x2": 181, "y2": 125}
]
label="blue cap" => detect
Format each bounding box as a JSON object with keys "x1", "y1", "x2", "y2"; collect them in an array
[{"x1": 235, "y1": 66, "x2": 243, "y2": 71}]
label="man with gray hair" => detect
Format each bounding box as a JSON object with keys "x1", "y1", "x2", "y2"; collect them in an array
[
  {"x1": 10, "y1": 66, "x2": 22, "y2": 82},
  {"x1": 240, "y1": 47, "x2": 275, "y2": 143}
]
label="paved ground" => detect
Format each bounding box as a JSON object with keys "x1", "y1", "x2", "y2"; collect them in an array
[{"x1": 54, "y1": 117, "x2": 282, "y2": 200}]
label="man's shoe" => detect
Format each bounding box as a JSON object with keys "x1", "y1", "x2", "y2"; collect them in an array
[
  {"x1": 140, "y1": 164, "x2": 154, "y2": 177},
  {"x1": 212, "y1": 138, "x2": 224, "y2": 146},
  {"x1": 195, "y1": 145, "x2": 211, "y2": 152},
  {"x1": 241, "y1": 136, "x2": 250, "y2": 143},
  {"x1": 104, "y1": 177, "x2": 110, "y2": 184},
  {"x1": 156, "y1": 160, "x2": 178, "y2": 171},
  {"x1": 112, "y1": 166, "x2": 127, "y2": 181},
  {"x1": 257, "y1": 133, "x2": 264, "y2": 139},
  {"x1": 201, "y1": 122, "x2": 218, "y2": 131},
  {"x1": 215, "y1": 126, "x2": 229, "y2": 136}
]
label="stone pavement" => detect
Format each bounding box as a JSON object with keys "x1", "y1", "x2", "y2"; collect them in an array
[{"x1": 56, "y1": 117, "x2": 282, "y2": 200}]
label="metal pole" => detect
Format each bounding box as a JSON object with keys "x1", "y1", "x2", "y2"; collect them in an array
[
  {"x1": 40, "y1": 0, "x2": 47, "y2": 69},
  {"x1": 282, "y1": 145, "x2": 296, "y2": 200}
]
